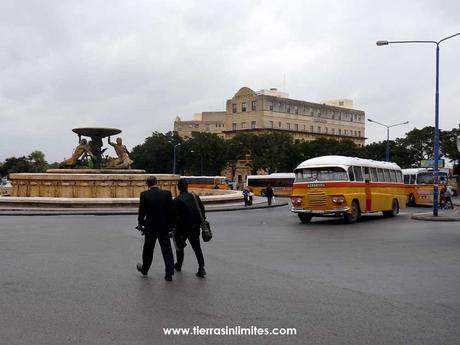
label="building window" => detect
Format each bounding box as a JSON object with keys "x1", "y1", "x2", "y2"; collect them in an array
[
  {"x1": 287, "y1": 106, "x2": 291, "y2": 113},
  {"x1": 251, "y1": 101, "x2": 256, "y2": 111},
  {"x1": 269, "y1": 102, "x2": 273, "y2": 111},
  {"x1": 251, "y1": 121, "x2": 256, "y2": 129},
  {"x1": 354, "y1": 130, "x2": 357, "y2": 136},
  {"x1": 331, "y1": 128, "x2": 335, "y2": 134},
  {"x1": 325, "y1": 127, "x2": 328, "y2": 134},
  {"x1": 344, "y1": 129, "x2": 348, "y2": 135},
  {"x1": 358, "y1": 131, "x2": 361, "y2": 137},
  {"x1": 303, "y1": 125, "x2": 306, "y2": 131},
  {"x1": 241, "y1": 122, "x2": 247, "y2": 129},
  {"x1": 294, "y1": 123, "x2": 298, "y2": 131},
  {"x1": 310, "y1": 125, "x2": 314, "y2": 132},
  {"x1": 279, "y1": 122, "x2": 282, "y2": 128},
  {"x1": 338, "y1": 114, "x2": 342, "y2": 120},
  {"x1": 339, "y1": 101, "x2": 344, "y2": 106},
  {"x1": 317, "y1": 126, "x2": 321, "y2": 133},
  {"x1": 269, "y1": 121, "x2": 273, "y2": 128},
  {"x1": 332, "y1": 114, "x2": 335, "y2": 120},
  {"x1": 287, "y1": 123, "x2": 291, "y2": 130},
  {"x1": 232, "y1": 123, "x2": 237, "y2": 130},
  {"x1": 338, "y1": 129, "x2": 341, "y2": 135},
  {"x1": 242, "y1": 102, "x2": 247, "y2": 112},
  {"x1": 294, "y1": 106, "x2": 298, "y2": 114},
  {"x1": 232, "y1": 104, "x2": 237, "y2": 113}
]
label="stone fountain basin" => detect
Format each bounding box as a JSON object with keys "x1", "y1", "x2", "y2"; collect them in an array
[{"x1": 72, "y1": 127, "x2": 121, "y2": 138}]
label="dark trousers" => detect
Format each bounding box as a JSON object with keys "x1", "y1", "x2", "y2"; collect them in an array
[
  {"x1": 143, "y1": 231, "x2": 174, "y2": 277},
  {"x1": 175, "y1": 234, "x2": 205, "y2": 269},
  {"x1": 267, "y1": 196, "x2": 273, "y2": 205}
]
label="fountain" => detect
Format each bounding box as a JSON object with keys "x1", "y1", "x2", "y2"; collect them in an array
[{"x1": 7, "y1": 128, "x2": 180, "y2": 204}]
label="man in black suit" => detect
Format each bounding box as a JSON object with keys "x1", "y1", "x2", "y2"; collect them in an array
[
  {"x1": 137, "y1": 176, "x2": 175, "y2": 281},
  {"x1": 173, "y1": 179, "x2": 206, "y2": 278}
]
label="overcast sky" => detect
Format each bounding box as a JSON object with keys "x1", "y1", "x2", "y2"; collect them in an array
[{"x1": 0, "y1": 0, "x2": 459, "y2": 162}]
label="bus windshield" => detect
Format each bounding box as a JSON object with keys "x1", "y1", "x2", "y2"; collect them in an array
[
  {"x1": 416, "y1": 172, "x2": 448, "y2": 184},
  {"x1": 295, "y1": 167, "x2": 348, "y2": 182}
]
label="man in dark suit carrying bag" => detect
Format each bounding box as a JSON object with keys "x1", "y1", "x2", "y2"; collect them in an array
[
  {"x1": 136, "y1": 176, "x2": 175, "y2": 281},
  {"x1": 173, "y1": 179, "x2": 207, "y2": 278}
]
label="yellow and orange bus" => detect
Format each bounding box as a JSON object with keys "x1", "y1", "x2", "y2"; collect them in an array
[
  {"x1": 291, "y1": 156, "x2": 406, "y2": 224},
  {"x1": 246, "y1": 173, "x2": 295, "y2": 197},
  {"x1": 180, "y1": 176, "x2": 229, "y2": 190},
  {"x1": 402, "y1": 168, "x2": 448, "y2": 206}
]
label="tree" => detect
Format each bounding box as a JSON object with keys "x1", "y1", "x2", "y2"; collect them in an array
[
  {"x1": 130, "y1": 132, "x2": 181, "y2": 173},
  {"x1": 180, "y1": 132, "x2": 227, "y2": 175},
  {"x1": 28, "y1": 151, "x2": 48, "y2": 173},
  {"x1": 0, "y1": 156, "x2": 33, "y2": 176},
  {"x1": 441, "y1": 127, "x2": 460, "y2": 160}
]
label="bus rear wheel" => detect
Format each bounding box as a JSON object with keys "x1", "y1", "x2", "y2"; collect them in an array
[
  {"x1": 408, "y1": 194, "x2": 416, "y2": 206},
  {"x1": 383, "y1": 199, "x2": 399, "y2": 217},
  {"x1": 298, "y1": 214, "x2": 313, "y2": 224},
  {"x1": 344, "y1": 200, "x2": 360, "y2": 224}
]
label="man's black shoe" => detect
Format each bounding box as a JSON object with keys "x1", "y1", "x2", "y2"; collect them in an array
[
  {"x1": 196, "y1": 267, "x2": 206, "y2": 278},
  {"x1": 164, "y1": 275, "x2": 173, "y2": 281},
  {"x1": 136, "y1": 263, "x2": 147, "y2": 276},
  {"x1": 174, "y1": 263, "x2": 182, "y2": 272}
]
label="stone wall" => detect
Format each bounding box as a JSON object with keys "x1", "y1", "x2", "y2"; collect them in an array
[{"x1": 10, "y1": 173, "x2": 179, "y2": 198}]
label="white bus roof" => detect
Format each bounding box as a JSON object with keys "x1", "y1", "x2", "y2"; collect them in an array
[
  {"x1": 402, "y1": 168, "x2": 448, "y2": 175},
  {"x1": 180, "y1": 176, "x2": 227, "y2": 179},
  {"x1": 247, "y1": 173, "x2": 295, "y2": 179},
  {"x1": 295, "y1": 155, "x2": 401, "y2": 171},
  {"x1": 402, "y1": 168, "x2": 428, "y2": 175}
]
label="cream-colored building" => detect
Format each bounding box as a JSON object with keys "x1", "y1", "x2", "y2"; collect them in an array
[
  {"x1": 174, "y1": 112, "x2": 226, "y2": 139},
  {"x1": 174, "y1": 87, "x2": 366, "y2": 146}
]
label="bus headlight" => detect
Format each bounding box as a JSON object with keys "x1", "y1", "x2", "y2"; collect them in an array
[
  {"x1": 291, "y1": 197, "x2": 303, "y2": 207},
  {"x1": 331, "y1": 195, "x2": 345, "y2": 204}
]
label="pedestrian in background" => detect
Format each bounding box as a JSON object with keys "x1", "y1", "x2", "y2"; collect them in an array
[
  {"x1": 173, "y1": 179, "x2": 207, "y2": 278},
  {"x1": 265, "y1": 184, "x2": 274, "y2": 206},
  {"x1": 136, "y1": 176, "x2": 175, "y2": 281},
  {"x1": 243, "y1": 187, "x2": 251, "y2": 206}
]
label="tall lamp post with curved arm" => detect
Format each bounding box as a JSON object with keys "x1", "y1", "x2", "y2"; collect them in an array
[
  {"x1": 376, "y1": 32, "x2": 460, "y2": 216},
  {"x1": 367, "y1": 119, "x2": 409, "y2": 162}
]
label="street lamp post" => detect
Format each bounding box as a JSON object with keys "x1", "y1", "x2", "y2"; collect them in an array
[
  {"x1": 367, "y1": 119, "x2": 409, "y2": 161},
  {"x1": 171, "y1": 143, "x2": 181, "y2": 175},
  {"x1": 376, "y1": 32, "x2": 460, "y2": 216}
]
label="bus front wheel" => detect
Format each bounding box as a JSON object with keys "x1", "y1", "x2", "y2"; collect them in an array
[
  {"x1": 344, "y1": 200, "x2": 360, "y2": 224},
  {"x1": 298, "y1": 214, "x2": 313, "y2": 224}
]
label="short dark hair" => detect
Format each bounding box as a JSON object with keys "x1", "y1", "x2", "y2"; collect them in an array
[
  {"x1": 146, "y1": 176, "x2": 157, "y2": 187},
  {"x1": 178, "y1": 179, "x2": 188, "y2": 192}
]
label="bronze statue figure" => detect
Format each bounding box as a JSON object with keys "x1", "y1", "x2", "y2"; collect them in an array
[
  {"x1": 60, "y1": 139, "x2": 95, "y2": 168},
  {"x1": 106, "y1": 137, "x2": 133, "y2": 169}
]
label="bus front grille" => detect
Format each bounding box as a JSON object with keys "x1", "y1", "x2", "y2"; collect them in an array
[{"x1": 307, "y1": 192, "x2": 327, "y2": 208}]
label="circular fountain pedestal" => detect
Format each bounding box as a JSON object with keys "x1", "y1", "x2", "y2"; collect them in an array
[{"x1": 9, "y1": 172, "x2": 179, "y2": 198}]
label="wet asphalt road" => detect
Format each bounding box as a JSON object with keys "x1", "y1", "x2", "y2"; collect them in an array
[{"x1": 0, "y1": 205, "x2": 459, "y2": 345}]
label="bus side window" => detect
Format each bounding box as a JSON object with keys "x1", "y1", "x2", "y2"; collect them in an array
[
  {"x1": 348, "y1": 167, "x2": 355, "y2": 181},
  {"x1": 396, "y1": 171, "x2": 403, "y2": 183},
  {"x1": 411, "y1": 175, "x2": 416, "y2": 184},
  {"x1": 390, "y1": 170, "x2": 396, "y2": 182},
  {"x1": 363, "y1": 167, "x2": 370, "y2": 182},
  {"x1": 353, "y1": 166, "x2": 363, "y2": 181},
  {"x1": 404, "y1": 175, "x2": 409, "y2": 184},
  {"x1": 370, "y1": 168, "x2": 378, "y2": 182}
]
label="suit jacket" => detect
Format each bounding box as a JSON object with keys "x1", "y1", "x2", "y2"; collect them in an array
[
  {"x1": 173, "y1": 192, "x2": 205, "y2": 237},
  {"x1": 138, "y1": 187, "x2": 173, "y2": 234}
]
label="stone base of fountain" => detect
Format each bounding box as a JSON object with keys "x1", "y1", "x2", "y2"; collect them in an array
[{"x1": 9, "y1": 172, "x2": 179, "y2": 198}]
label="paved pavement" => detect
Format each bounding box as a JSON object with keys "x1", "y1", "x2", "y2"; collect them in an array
[{"x1": 0, "y1": 205, "x2": 459, "y2": 345}]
